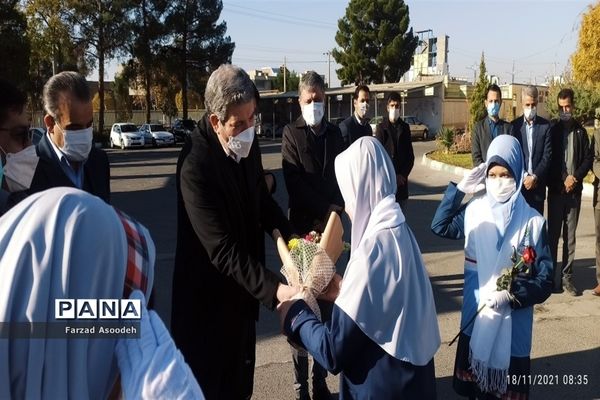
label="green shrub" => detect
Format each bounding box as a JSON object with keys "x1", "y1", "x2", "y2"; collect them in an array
[{"x1": 436, "y1": 127, "x2": 455, "y2": 153}]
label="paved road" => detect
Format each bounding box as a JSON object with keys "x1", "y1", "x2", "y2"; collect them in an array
[{"x1": 108, "y1": 139, "x2": 600, "y2": 400}]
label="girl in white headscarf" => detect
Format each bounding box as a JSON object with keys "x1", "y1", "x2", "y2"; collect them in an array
[
  {"x1": 0, "y1": 187, "x2": 203, "y2": 399},
  {"x1": 279, "y1": 137, "x2": 440, "y2": 399},
  {"x1": 432, "y1": 135, "x2": 553, "y2": 399}
]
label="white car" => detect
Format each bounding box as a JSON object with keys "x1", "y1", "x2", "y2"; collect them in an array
[
  {"x1": 110, "y1": 123, "x2": 144, "y2": 149},
  {"x1": 139, "y1": 124, "x2": 175, "y2": 147}
]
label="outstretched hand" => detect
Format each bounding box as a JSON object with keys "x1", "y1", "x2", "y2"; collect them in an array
[{"x1": 318, "y1": 273, "x2": 343, "y2": 303}]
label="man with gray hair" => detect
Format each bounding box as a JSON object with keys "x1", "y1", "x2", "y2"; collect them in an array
[
  {"x1": 510, "y1": 85, "x2": 551, "y2": 214},
  {"x1": 281, "y1": 70, "x2": 344, "y2": 400},
  {"x1": 30, "y1": 71, "x2": 110, "y2": 202},
  {"x1": 171, "y1": 64, "x2": 298, "y2": 399}
]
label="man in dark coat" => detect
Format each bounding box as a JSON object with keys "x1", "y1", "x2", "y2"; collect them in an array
[
  {"x1": 471, "y1": 83, "x2": 512, "y2": 165},
  {"x1": 511, "y1": 85, "x2": 552, "y2": 214},
  {"x1": 338, "y1": 85, "x2": 372, "y2": 147},
  {"x1": 171, "y1": 64, "x2": 296, "y2": 400},
  {"x1": 34, "y1": 71, "x2": 110, "y2": 203},
  {"x1": 374, "y1": 92, "x2": 414, "y2": 213},
  {"x1": 547, "y1": 88, "x2": 593, "y2": 296},
  {"x1": 281, "y1": 71, "x2": 344, "y2": 400}
]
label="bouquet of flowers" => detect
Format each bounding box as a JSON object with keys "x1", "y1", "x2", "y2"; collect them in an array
[{"x1": 274, "y1": 212, "x2": 348, "y2": 321}]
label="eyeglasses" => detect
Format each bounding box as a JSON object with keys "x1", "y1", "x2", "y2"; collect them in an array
[{"x1": 0, "y1": 125, "x2": 32, "y2": 145}]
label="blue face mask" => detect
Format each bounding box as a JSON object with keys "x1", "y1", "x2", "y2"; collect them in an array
[{"x1": 487, "y1": 102, "x2": 500, "y2": 117}]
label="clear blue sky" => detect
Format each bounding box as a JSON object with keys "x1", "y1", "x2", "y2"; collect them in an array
[{"x1": 99, "y1": 0, "x2": 591, "y2": 87}]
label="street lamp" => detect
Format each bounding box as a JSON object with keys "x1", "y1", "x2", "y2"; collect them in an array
[{"x1": 323, "y1": 51, "x2": 332, "y2": 121}]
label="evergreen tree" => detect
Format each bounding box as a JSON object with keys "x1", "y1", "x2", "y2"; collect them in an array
[
  {"x1": 468, "y1": 52, "x2": 489, "y2": 132},
  {"x1": 25, "y1": 0, "x2": 86, "y2": 113},
  {"x1": 127, "y1": 0, "x2": 168, "y2": 123},
  {"x1": 68, "y1": 0, "x2": 134, "y2": 135},
  {"x1": 0, "y1": 1, "x2": 30, "y2": 87},
  {"x1": 165, "y1": 0, "x2": 234, "y2": 119},
  {"x1": 333, "y1": 0, "x2": 418, "y2": 85},
  {"x1": 274, "y1": 68, "x2": 300, "y2": 93}
]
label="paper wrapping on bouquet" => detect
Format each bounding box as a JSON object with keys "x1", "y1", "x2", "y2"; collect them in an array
[{"x1": 275, "y1": 212, "x2": 342, "y2": 319}]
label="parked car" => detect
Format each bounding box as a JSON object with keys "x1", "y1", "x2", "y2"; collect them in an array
[
  {"x1": 29, "y1": 127, "x2": 45, "y2": 145},
  {"x1": 170, "y1": 119, "x2": 196, "y2": 143},
  {"x1": 369, "y1": 115, "x2": 430, "y2": 140},
  {"x1": 110, "y1": 123, "x2": 144, "y2": 149},
  {"x1": 257, "y1": 123, "x2": 284, "y2": 138},
  {"x1": 403, "y1": 116, "x2": 430, "y2": 140},
  {"x1": 139, "y1": 123, "x2": 175, "y2": 147}
]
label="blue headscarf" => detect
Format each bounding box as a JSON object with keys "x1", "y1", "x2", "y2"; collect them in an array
[{"x1": 485, "y1": 135, "x2": 526, "y2": 250}]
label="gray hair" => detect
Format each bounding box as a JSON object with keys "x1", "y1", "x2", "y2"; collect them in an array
[
  {"x1": 205, "y1": 64, "x2": 257, "y2": 121},
  {"x1": 43, "y1": 71, "x2": 91, "y2": 120},
  {"x1": 522, "y1": 85, "x2": 538, "y2": 100},
  {"x1": 298, "y1": 71, "x2": 325, "y2": 95}
]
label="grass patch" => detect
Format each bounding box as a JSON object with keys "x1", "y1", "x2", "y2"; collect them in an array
[
  {"x1": 428, "y1": 151, "x2": 473, "y2": 169},
  {"x1": 428, "y1": 150, "x2": 596, "y2": 184}
]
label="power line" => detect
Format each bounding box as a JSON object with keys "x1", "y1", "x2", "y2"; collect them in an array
[{"x1": 224, "y1": 3, "x2": 336, "y2": 29}]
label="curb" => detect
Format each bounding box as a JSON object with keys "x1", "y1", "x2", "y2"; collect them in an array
[{"x1": 421, "y1": 152, "x2": 595, "y2": 199}]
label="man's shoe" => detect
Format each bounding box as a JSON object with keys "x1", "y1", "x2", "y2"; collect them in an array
[
  {"x1": 552, "y1": 286, "x2": 564, "y2": 294},
  {"x1": 312, "y1": 385, "x2": 334, "y2": 400},
  {"x1": 592, "y1": 284, "x2": 600, "y2": 297},
  {"x1": 295, "y1": 389, "x2": 311, "y2": 400},
  {"x1": 562, "y1": 280, "x2": 581, "y2": 296}
]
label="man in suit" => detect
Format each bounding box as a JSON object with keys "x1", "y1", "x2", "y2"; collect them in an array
[
  {"x1": 338, "y1": 84, "x2": 372, "y2": 147},
  {"x1": 281, "y1": 71, "x2": 344, "y2": 400},
  {"x1": 374, "y1": 92, "x2": 414, "y2": 213},
  {"x1": 511, "y1": 85, "x2": 552, "y2": 214},
  {"x1": 547, "y1": 88, "x2": 593, "y2": 296},
  {"x1": 32, "y1": 71, "x2": 110, "y2": 202},
  {"x1": 471, "y1": 84, "x2": 512, "y2": 165},
  {"x1": 0, "y1": 79, "x2": 34, "y2": 214},
  {"x1": 171, "y1": 64, "x2": 298, "y2": 399}
]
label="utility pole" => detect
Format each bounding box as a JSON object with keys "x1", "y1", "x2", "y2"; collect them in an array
[
  {"x1": 283, "y1": 56, "x2": 287, "y2": 93},
  {"x1": 323, "y1": 51, "x2": 332, "y2": 121},
  {"x1": 466, "y1": 64, "x2": 477, "y2": 84}
]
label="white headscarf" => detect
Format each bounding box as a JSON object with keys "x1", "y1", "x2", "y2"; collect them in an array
[
  {"x1": 466, "y1": 134, "x2": 529, "y2": 394},
  {"x1": 334, "y1": 137, "x2": 440, "y2": 365},
  {"x1": 0, "y1": 187, "x2": 155, "y2": 399}
]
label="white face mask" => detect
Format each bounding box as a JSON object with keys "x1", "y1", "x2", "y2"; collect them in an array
[
  {"x1": 2, "y1": 145, "x2": 39, "y2": 192},
  {"x1": 523, "y1": 106, "x2": 537, "y2": 121},
  {"x1": 388, "y1": 108, "x2": 400, "y2": 123},
  {"x1": 227, "y1": 126, "x2": 254, "y2": 159},
  {"x1": 357, "y1": 102, "x2": 369, "y2": 118},
  {"x1": 60, "y1": 126, "x2": 93, "y2": 162},
  {"x1": 302, "y1": 102, "x2": 324, "y2": 127},
  {"x1": 486, "y1": 176, "x2": 516, "y2": 203}
]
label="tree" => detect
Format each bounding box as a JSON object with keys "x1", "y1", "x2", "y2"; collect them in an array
[
  {"x1": 25, "y1": 0, "x2": 87, "y2": 112},
  {"x1": 164, "y1": 0, "x2": 234, "y2": 118},
  {"x1": 274, "y1": 68, "x2": 300, "y2": 92},
  {"x1": 113, "y1": 70, "x2": 133, "y2": 121},
  {"x1": 0, "y1": 1, "x2": 30, "y2": 86},
  {"x1": 468, "y1": 52, "x2": 489, "y2": 132},
  {"x1": 546, "y1": 75, "x2": 600, "y2": 124},
  {"x1": 127, "y1": 0, "x2": 168, "y2": 123},
  {"x1": 176, "y1": 89, "x2": 202, "y2": 110},
  {"x1": 67, "y1": 0, "x2": 134, "y2": 134},
  {"x1": 332, "y1": 0, "x2": 418, "y2": 85},
  {"x1": 571, "y1": 2, "x2": 600, "y2": 86}
]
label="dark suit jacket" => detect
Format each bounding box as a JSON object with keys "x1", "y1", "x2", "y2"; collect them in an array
[
  {"x1": 338, "y1": 114, "x2": 372, "y2": 147},
  {"x1": 374, "y1": 118, "x2": 414, "y2": 201},
  {"x1": 171, "y1": 115, "x2": 292, "y2": 394},
  {"x1": 282, "y1": 116, "x2": 345, "y2": 235},
  {"x1": 511, "y1": 115, "x2": 552, "y2": 203},
  {"x1": 30, "y1": 134, "x2": 110, "y2": 203},
  {"x1": 547, "y1": 119, "x2": 593, "y2": 195},
  {"x1": 471, "y1": 117, "x2": 512, "y2": 165}
]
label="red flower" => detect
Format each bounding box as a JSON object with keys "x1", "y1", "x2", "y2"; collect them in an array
[
  {"x1": 305, "y1": 234, "x2": 313, "y2": 242},
  {"x1": 522, "y1": 246, "x2": 536, "y2": 265}
]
